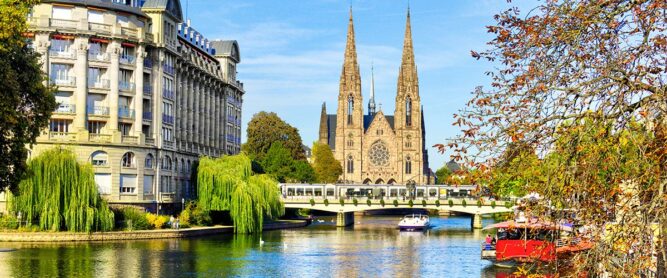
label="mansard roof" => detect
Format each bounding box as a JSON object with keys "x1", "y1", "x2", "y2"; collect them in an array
[
  {"x1": 211, "y1": 40, "x2": 241, "y2": 62},
  {"x1": 43, "y1": 0, "x2": 148, "y2": 18},
  {"x1": 142, "y1": 0, "x2": 183, "y2": 21}
]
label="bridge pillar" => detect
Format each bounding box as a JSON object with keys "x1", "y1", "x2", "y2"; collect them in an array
[
  {"x1": 472, "y1": 214, "x2": 483, "y2": 229},
  {"x1": 336, "y1": 211, "x2": 354, "y2": 227}
]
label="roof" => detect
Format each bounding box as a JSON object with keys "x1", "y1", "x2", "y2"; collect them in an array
[
  {"x1": 482, "y1": 220, "x2": 573, "y2": 232},
  {"x1": 211, "y1": 40, "x2": 241, "y2": 62},
  {"x1": 326, "y1": 115, "x2": 337, "y2": 150},
  {"x1": 141, "y1": 0, "x2": 183, "y2": 21},
  {"x1": 43, "y1": 0, "x2": 148, "y2": 18},
  {"x1": 363, "y1": 114, "x2": 394, "y2": 131},
  {"x1": 446, "y1": 159, "x2": 462, "y2": 172}
]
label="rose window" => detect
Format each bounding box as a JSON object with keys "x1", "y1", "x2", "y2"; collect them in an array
[{"x1": 368, "y1": 142, "x2": 390, "y2": 166}]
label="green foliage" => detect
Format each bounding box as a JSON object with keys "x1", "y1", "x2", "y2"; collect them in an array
[
  {"x1": 353, "y1": 198, "x2": 358, "y2": 206},
  {"x1": 324, "y1": 199, "x2": 329, "y2": 206},
  {"x1": 310, "y1": 198, "x2": 315, "y2": 206},
  {"x1": 291, "y1": 160, "x2": 316, "y2": 183},
  {"x1": 196, "y1": 154, "x2": 284, "y2": 233},
  {"x1": 435, "y1": 200, "x2": 440, "y2": 207},
  {"x1": 145, "y1": 213, "x2": 169, "y2": 229},
  {"x1": 180, "y1": 201, "x2": 212, "y2": 227},
  {"x1": 312, "y1": 142, "x2": 342, "y2": 183},
  {"x1": 380, "y1": 198, "x2": 385, "y2": 207},
  {"x1": 408, "y1": 200, "x2": 414, "y2": 207},
  {"x1": 435, "y1": 165, "x2": 453, "y2": 185},
  {"x1": 115, "y1": 207, "x2": 150, "y2": 231},
  {"x1": 261, "y1": 142, "x2": 295, "y2": 182},
  {"x1": 366, "y1": 199, "x2": 372, "y2": 206},
  {"x1": 8, "y1": 148, "x2": 114, "y2": 232},
  {"x1": 448, "y1": 199, "x2": 454, "y2": 207},
  {"x1": 0, "y1": 214, "x2": 18, "y2": 230},
  {"x1": 477, "y1": 200, "x2": 482, "y2": 208},
  {"x1": 393, "y1": 200, "x2": 399, "y2": 207},
  {"x1": 462, "y1": 200, "x2": 467, "y2": 207},
  {"x1": 422, "y1": 200, "x2": 427, "y2": 207},
  {"x1": 245, "y1": 111, "x2": 306, "y2": 161},
  {"x1": 339, "y1": 198, "x2": 345, "y2": 206},
  {"x1": 491, "y1": 201, "x2": 497, "y2": 208},
  {"x1": 0, "y1": 0, "x2": 57, "y2": 193},
  {"x1": 504, "y1": 201, "x2": 512, "y2": 209}
]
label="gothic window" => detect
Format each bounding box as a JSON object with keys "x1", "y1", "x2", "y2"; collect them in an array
[
  {"x1": 145, "y1": 153, "x2": 154, "y2": 168},
  {"x1": 347, "y1": 95, "x2": 354, "y2": 125},
  {"x1": 368, "y1": 141, "x2": 390, "y2": 166},
  {"x1": 405, "y1": 156, "x2": 412, "y2": 174},
  {"x1": 405, "y1": 135, "x2": 412, "y2": 148},
  {"x1": 347, "y1": 133, "x2": 353, "y2": 147},
  {"x1": 406, "y1": 97, "x2": 412, "y2": 126},
  {"x1": 376, "y1": 129, "x2": 383, "y2": 136},
  {"x1": 121, "y1": 152, "x2": 135, "y2": 168},
  {"x1": 346, "y1": 156, "x2": 354, "y2": 173}
]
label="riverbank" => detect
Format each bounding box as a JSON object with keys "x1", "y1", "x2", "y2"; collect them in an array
[{"x1": 0, "y1": 220, "x2": 308, "y2": 242}]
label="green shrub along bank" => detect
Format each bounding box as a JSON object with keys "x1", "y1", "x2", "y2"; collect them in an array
[
  {"x1": 179, "y1": 201, "x2": 212, "y2": 228},
  {"x1": 114, "y1": 207, "x2": 150, "y2": 231},
  {"x1": 0, "y1": 214, "x2": 19, "y2": 230},
  {"x1": 7, "y1": 148, "x2": 114, "y2": 232}
]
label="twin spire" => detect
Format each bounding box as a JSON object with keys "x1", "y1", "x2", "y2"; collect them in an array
[{"x1": 341, "y1": 7, "x2": 417, "y2": 116}]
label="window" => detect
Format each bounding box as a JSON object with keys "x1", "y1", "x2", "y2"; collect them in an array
[
  {"x1": 347, "y1": 95, "x2": 354, "y2": 125},
  {"x1": 162, "y1": 127, "x2": 173, "y2": 142},
  {"x1": 187, "y1": 160, "x2": 191, "y2": 173},
  {"x1": 52, "y1": 6, "x2": 72, "y2": 19},
  {"x1": 119, "y1": 69, "x2": 133, "y2": 83},
  {"x1": 87, "y1": 10, "x2": 104, "y2": 23},
  {"x1": 145, "y1": 153, "x2": 154, "y2": 168},
  {"x1": 89, "y1": 42, "x2": 106, "y2": 56},
  {"x1": 94, "y1": 173, "x2": 111, "y2": 194},
  {"x1": 50, "y1": 63, "x2": 72, "y2": 80},
  {"x1": 347, "y1": 134, "x2": 353, "y2": 147},
  {"x1": 346, "y1": 156, "x2": 354, "y2": 174},
  {"x1": 91, "y1": 151, "x2": 108, "y2": 166},
  {"x1": 88, "y1": 67, "x2": 103, "y2": 82},
  {"x1": 163, "y1": 102, "x2": 173, "y2": 117},
  {"x1": 405, "y1": 135, "x2": 412, "y2": 148},
  {"x1": 51, "y1": 39, "x2": 72, "y2": 53},
  {"x1": 405, "y1": 156, "x2": 412, "y2": 174},
  {"x1": 121, "y1": 152, "x2": 135, "y2": 168},
  {"x1": 376, "y1": 129, "x2": 383, "y2": 136},
  {"x1": 406, "y1": 97, "x2": 412, "y2": 126},
  {"x1": 49, "y1": 119, "x2": 71, "y2": 132},
  {"x1": 368, "y1": 141, "x2": 390, "y2": 166},
  {"x1": 88, "y1": 121, "x2": 105, "y2": 134},
  {"x1": 161, "y1": 155, "x2": 172, "y2": 170},
  {"x1": 120, "y1": 174, "x2": 136, "y2": 194},
  {"x1": 143, "y1": 175, "x2": 154, "y2": 194},
  {"x1": 181, "y1": 159, "x2": 185, "y2": 173},
  {"x1": 174, "y1": 159, "x2": 179, "y2": 174}
]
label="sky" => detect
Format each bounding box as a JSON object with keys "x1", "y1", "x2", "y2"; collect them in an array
[{"x1": 185, "y1": 0, "x2": 538, "y2": 170}]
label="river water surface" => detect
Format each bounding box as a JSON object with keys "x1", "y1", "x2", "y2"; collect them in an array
[{"x1": 0, "y1": 215, "x2": 515, "y2": 277}]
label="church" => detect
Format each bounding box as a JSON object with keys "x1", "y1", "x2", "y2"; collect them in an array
[{"x1": 318, "y1": 9, "x2": 433, "y2": 185}]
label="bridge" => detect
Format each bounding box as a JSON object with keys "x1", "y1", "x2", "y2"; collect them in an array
[{"x1": 279, "y1": 183, "x2": 515, "y2": 228}]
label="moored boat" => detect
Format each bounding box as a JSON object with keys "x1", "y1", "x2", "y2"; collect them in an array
[{"x1": 398, "y1": 214, "x2": 430, "y2": 231}]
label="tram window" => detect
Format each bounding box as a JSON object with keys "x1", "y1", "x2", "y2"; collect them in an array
[
  {"x1": 296, "y1": 188, "x2": 304, "y2": 196},
  {"x1": 429, "y1": 189, "x2": 437, "y2": 197},
  {"x1": 326, "y1": 189, "x2": 334, "y2": 196},
  {"x1": 417, "y1": 189, "x2": 425, "y2": 197},
  {"x1": 315, "y1": 188, "x2": 322, "y2": 196},
  {"x1": 390, "y1": 190, "x2": 397, "y2": 197},
  {"x1": 287, "y1": 188, "x2": 295, "y2": 196}
]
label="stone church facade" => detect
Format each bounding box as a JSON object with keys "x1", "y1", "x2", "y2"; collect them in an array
[{"x1": 319, "y1": 9, "x2": 432, "y2": 185}]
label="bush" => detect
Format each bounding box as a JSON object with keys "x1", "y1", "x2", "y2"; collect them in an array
[
  {"x1": 491, "y1": 201, "x2": 497, "y2": 208},
  {"x1": 448, "y1": 199, "x2": 454, "y2": 207},
  {"x1": 505, "y1": 201, "x2": 513, "y2": 209},
  {"x1": 353, "y1": 198, "x2": 358, "y2": 206},
  {"x1": 422, "y1": 200, "x2": 427, "y2": 207},
  {"x1": 380, "y1": 199, "x2": 385, "y2": 207},
  {"x1": 154, "y1": 215, "x2": 169, "y2": 229},
  {"x1": 393, "y1": 199, "x2": 399, "y2": 207},
  {"x1": 477, "y1": 200, "x2": 482, "y2": 208},
  {"x1": 462, "y1": 200, "x2": 467, "y2": 207},
  {"x1": 310, "y1": 199, "x2": 315, "y2": 206},
  {"x1": 435, "y1": 200, "x2": 441, "y2": 207},
  {"x1": 0, "y1": 214, "x2": 18, "y2": 230},
  {"x1": 115, "y1": 207, "x2": 151, "y2": 231},
  {"x1": 181, "y1": 202, "x2": 212, "y2": 227},
  {"x1": 408, "y1": 200, "x2": 414, "y2": 208},
  {"x1": 366, "y1": 199, "x2": 372, "y2": 206},
  {"x1": 339, "y1": 198, "x2": 345, "y2": 206},
  {"x1": 324, "y1": 199, "x2": 329, "y2": 206}
]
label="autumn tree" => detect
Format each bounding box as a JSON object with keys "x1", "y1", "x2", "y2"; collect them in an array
[
  {"x1": 0, "y1": 0, "x2": 57, "y2": 193},
  {"x1": 244, "y1": 111, "x2": 306, "y2": 161},
  {"x1": 311, "y1": 142, "x2": 342, "y2": 183},
  {"x1": 439, "y1": 0, "x2": 667, "y2": 275}
]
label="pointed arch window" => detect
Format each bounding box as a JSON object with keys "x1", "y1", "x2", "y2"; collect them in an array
[
  {"x1": 405, "y1": 97, "x2": 412, "y2": 126},
  {"x1": 347, "y1": 95, "x2": 354, "y2": 125},
  {"x1": 347, "y1": 133, "x2": 354, "y2": 147},
  {"x1": 346, "y1": 155, "x2": 354, "y2": 173},
  {"x1": 405, "y1": 156, "x2": 412, "y2": 174}
]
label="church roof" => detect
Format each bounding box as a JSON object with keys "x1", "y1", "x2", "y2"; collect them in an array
[
  {"x1": 364, "y1": 114, "x2": 394, "y2": 131},
  {"x1": 326, "y1": 115, "x2": 337, "y2": 150}
]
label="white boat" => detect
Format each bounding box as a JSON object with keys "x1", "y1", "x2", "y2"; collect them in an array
[{"x1": 398, "y1": 214, "x2": 430, "y2": 231}]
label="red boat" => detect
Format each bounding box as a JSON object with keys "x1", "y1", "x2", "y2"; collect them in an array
[{"x1": 481, "y1": 219, "x2": 593, "y2": 266}]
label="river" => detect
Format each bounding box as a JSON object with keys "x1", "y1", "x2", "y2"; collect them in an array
[{"x1": 0, "y1": 215, "x2": 515, "y2": 277}]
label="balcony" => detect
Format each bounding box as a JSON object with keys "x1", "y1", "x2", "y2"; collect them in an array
[
  {"x1": 49, "y1": 50, "x2": 74, "y2": 59},
  {"x1": 143, "y1": 59, "x2": 153, "y2": 69},
  {"x1": 159, "y1": 192, "x2": 175, "y2": 202},
  {"x1": 50, "y1": 18, "x2": 77, "y2": 29},
  {"x1": 88, "y1": 52, "x2": 109, "y2": 62},
  {"x1": 88, "y1": 79, "x2": 110, "y2": 89},
  {"x1": 121, "y1": 27, "x2": 138, "y2": 38},
  {"x1": 121, "y1": 135, "x2": 138, "y2": 144},
  {"x1": 145, "y1": 33, "x2": 154, "y2": 41},
  {"x1": 87, "y1": 106, "x2": 109, "y2": 116},
  {"x1": 145, "y1": 137, "x2": 155, "y2": 146},
  {"x1": 162, "y1": 89, "x2": 174, "y2": 100},
  {"x1": 162, "y1": 141, "x2": 174, "y2": 149},
  {"x1": 50, "y1": 76, "x2": 76, "y2": 87},
  {"x1": 143, "y1": 84, "x2": 152, "y2": 96},
  {"x1": 142, "y1": 111, "x2": 152, "y2": 121},
  {"x1": 54, "y1": 103, "x2": 75, "y2": 114},
  {"x1": 120, "y1": 54, "x2": 135, "y2": 65},
  {"x1": 118, "y1": 107, "x2": 135, "y2": 119},
  {"x1": 119, "y1": 81, "x2": 135, "y2": 92},
  {"x1": 162, "y1": 114, "x2": 174, "y2": 125},
  {"x1": 163, "y1": 64, "x2": 175, "y2": 75},
  {"x1": 89, "y1": 133, "x2": 112, "y2": 143},
  {"x1": 88, "y1": 22, "x2": 111, "y2": 34},
  {"x1": 48, "y1": 131, "x2": 77, "y2": 141}
]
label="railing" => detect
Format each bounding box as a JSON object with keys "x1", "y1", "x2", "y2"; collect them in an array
[
  {"x1": 159, "y1": 192, "x2": 175, "y2": 202},
  {"x1": 118, "y1": 107, "x2": 135, "y2": 118},
  {"x1": 88, "y1": 22, "x2": 111, "y2": 34},
  {"x1": 121, "y1": 27, "x2": 138, "y2": 38},
  {"x1": 227, "y1": 96, "x2": 242, "y2": 107},
  {"x1": 54, "y1": 103, "x2": 75, "y2": 114},
  {"x1": 50, "y1": 76, "x2": 76, "y2": 87},
  {"x1": 121, "y1": 135, "x2": 138, "y2": 144},
  {"x1": 50, "y1": 18, "x2": 77, "y2": 29},
  {"x1": 89, "y1": 133, "x2": 112, "y2": 143},
  {"x1": 162, "y1": 114, "x2": 174, "y2": 124},
  {"x1": 145, "y1": 33, "x2": 154, "y2": 41},
  {"x1": 162, "y1": 140, "x2": 174, "y2": 148},
  {"x1": 88, "y1": 79, "x2": 110, "y2": 89},
  {"x1": 142, "y1": 111, "x2": 152, "y2": 121},
  {"x1": 143, "y1": 194, "x2": 155, "y2": 201},
  {"x1": 162, "y1": 89, "x2": 174, "y2": 99},
  {"x1": 49, "y1": 50, "x2": 74, "y2": 59},
  {"x1": 88, "y1": 52, "x2": 109, "y2": 62},
  {"x1": 87, "y1": 106, "x2": 109, "y2": 116},
  {"x1": 143, "y1": 84, "x2": 152, "y2": 95},
  {"x1": 145, "y1": 137, "x2": 155, "y2": 146},
  {"x1": 48, "y1": 132, "x2": 77, "y2": 141},
  {"x1": 163, "y1": 64, "x2": 175, "y2": 75},
  {"x1": 119, "y1": 81, "x2": 135, "y2": 91},
  {"x1": 143, "y1": 59, "x2": 153, "y2": 69},
  {"x1": 120, "y1": 54, "x2": 135, "y2": 65}
]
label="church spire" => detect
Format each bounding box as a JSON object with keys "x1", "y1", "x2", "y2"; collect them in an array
[
  {"x1": 340, "y1": 6, "x2": 361, "y2": 97},
  {"x1": 368, "y1": 63, "x2": 376, "y2": 115},
  {"x1": 319, "y1": 102, "x2": 329, "y2": 144},
  {"x1": 397, "y1": 7, "x2": 418, "y2": 100}
]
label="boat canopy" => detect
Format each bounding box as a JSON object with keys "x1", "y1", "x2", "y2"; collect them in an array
[{"x1": 482, "y1": 220, "x2": 573, "y2": 232}]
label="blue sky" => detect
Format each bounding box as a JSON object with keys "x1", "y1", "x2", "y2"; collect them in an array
[{"x1": 185, "y1": 0, "x2": 537, "y2": 170}]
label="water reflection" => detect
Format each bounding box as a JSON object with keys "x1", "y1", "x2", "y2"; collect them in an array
[{"x1": 0, "y1": 216, "x2": 516, "y2": 277}]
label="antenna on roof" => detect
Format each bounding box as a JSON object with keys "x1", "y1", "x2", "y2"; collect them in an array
[{"x1": 186, "y1": 0, "x2": 189, "y2": 23}]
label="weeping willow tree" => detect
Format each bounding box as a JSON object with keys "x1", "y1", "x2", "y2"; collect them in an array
[
  {"x1": 8, "y1": 147, "x2": 114, "y2": 232},
  {"x1": 197, "y1": 154, "x2": 284, "y2": 233}
]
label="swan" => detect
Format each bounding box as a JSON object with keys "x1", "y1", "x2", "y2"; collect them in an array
[{"x1": 259, "y1": 238, "x2": 265, "y2": 245}]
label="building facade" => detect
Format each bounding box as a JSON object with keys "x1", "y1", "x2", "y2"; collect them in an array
[
  {"x1": 15, "y1": 0, "x2": 243, "y2": 211},
  {"x1": 319, "y1": 9, "x2": 432, "y2": 185}
]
